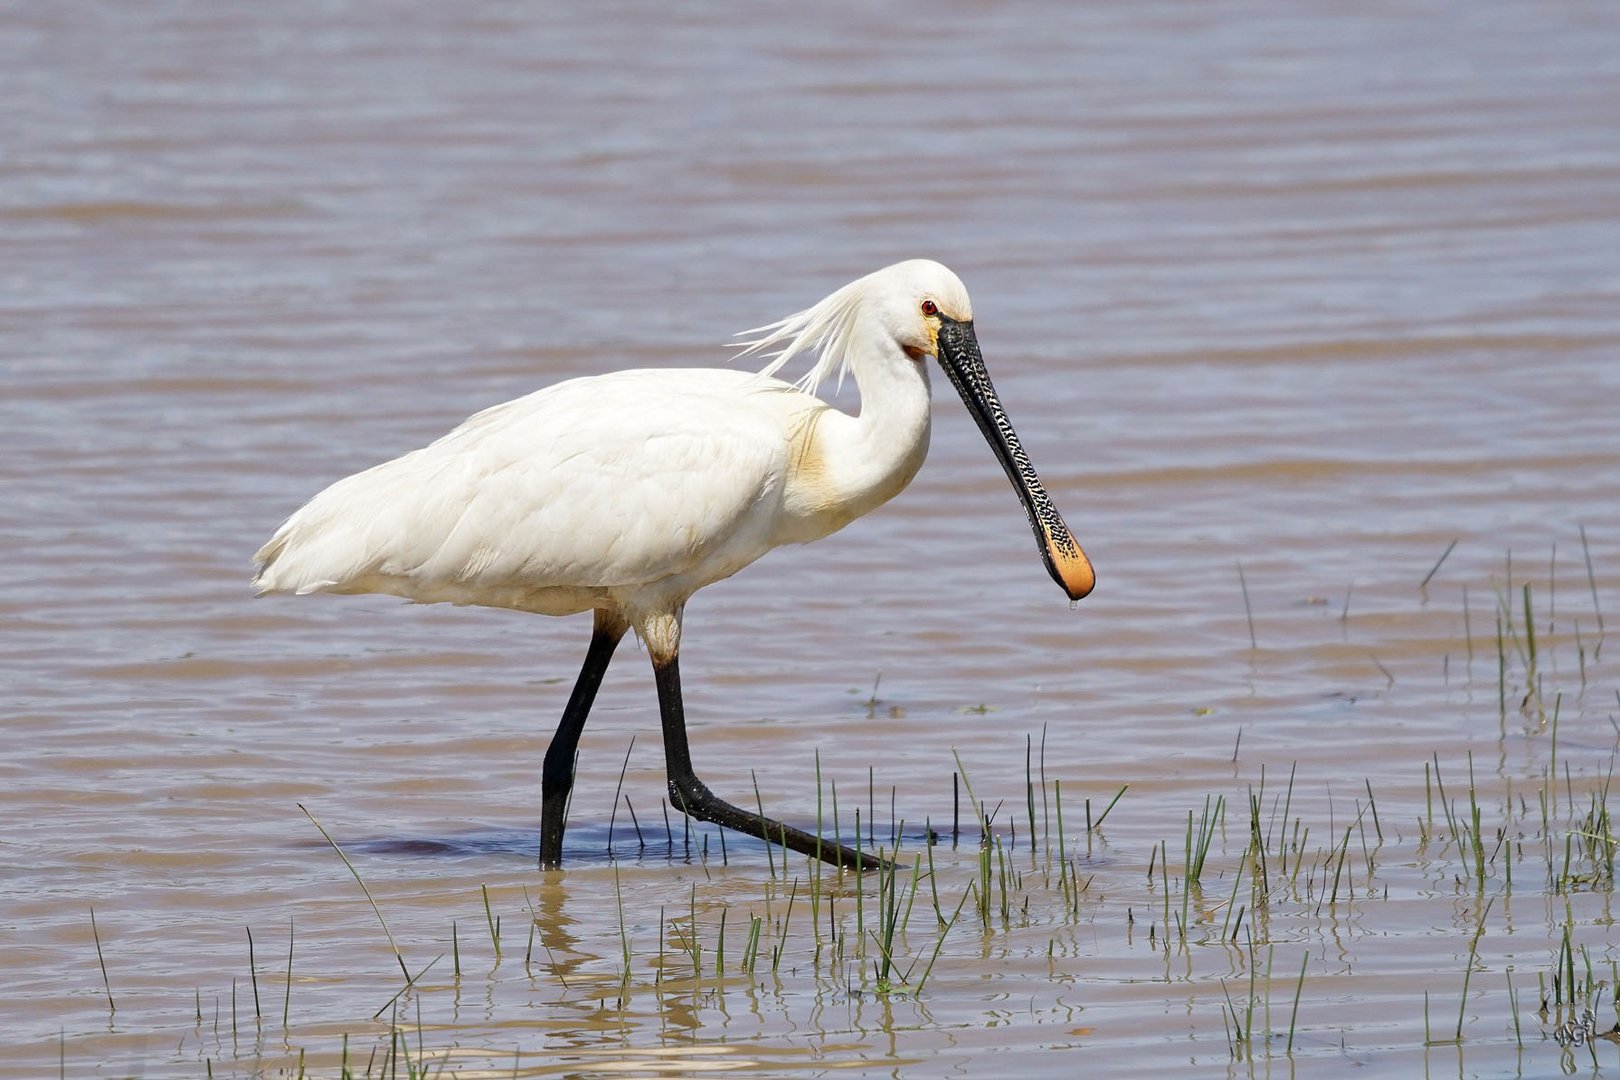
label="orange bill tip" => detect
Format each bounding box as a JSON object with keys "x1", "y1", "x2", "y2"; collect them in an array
[{"x1": 1043, "y1": 527, "x2": 1095, "y2": 602}]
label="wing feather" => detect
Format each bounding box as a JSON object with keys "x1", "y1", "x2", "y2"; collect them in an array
[{"x1": 254, "y1": 369, "x2": 793, "y2": 606}]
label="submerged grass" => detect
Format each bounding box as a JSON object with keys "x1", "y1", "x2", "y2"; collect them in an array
[
  {"x1": 156, "y1": 745, "x2": 1620, "y2": 1074},
  {"x1": 69, "y1": 539, "x2": 1620, "y2": 1075}
]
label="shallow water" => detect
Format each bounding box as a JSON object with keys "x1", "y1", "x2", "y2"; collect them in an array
[{"x1": 4, "y1": 1, "x2": 1620, "y2": 1076}]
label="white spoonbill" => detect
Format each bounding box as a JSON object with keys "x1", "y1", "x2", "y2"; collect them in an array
[{"x1": 253, "y1": 259, "x2": 1094, "y2": 871}]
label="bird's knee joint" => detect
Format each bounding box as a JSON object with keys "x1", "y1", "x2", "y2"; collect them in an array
[{"x1": 638, "y1": 612, "x2": 682, "y2": 666}]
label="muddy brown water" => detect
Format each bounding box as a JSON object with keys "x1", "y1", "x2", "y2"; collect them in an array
[{"x1": 5, "y1": 2, "x2": 1620, "y2": 1076}]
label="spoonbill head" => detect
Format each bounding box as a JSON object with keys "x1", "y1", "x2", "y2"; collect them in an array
[{"x1": 254, "y1": 259, "x2": 1093, "y2": 870}]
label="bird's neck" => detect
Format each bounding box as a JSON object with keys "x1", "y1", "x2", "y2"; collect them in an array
[
  {"x1": 847, "y1": 339, "x2": 934, "y2": 498},
  {"x1": 779, "y1": 337, "x2": 933, "y2": 540}
]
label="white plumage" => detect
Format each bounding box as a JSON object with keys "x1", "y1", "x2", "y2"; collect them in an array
[
  {"x1": 254, "y1": 259, "x2": 1092, "y2": 870},
  {"x1": 258, "y1": 370, "x2": 801, "y2": 612}
]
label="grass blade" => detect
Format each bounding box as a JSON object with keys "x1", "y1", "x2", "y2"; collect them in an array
[{"x1": 298, "y1": 803, "x2": 411, "y2": 983}]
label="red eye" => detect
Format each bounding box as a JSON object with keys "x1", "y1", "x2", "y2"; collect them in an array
[{"x1": 921, "y1": 299, "x2": 939, "y2": 317}]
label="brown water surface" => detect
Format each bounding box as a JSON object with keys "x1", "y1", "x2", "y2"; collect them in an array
[{"x1": 4, "y1": 2, "x2": 1620, "y2": 1076}]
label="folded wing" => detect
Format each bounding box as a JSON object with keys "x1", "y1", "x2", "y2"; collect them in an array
[{"x1": 253, "y1": 369, "x2": 792, "y2": 611}]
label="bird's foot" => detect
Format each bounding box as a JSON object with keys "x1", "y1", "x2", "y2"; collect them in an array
[{"x1": 668, "y1": 776, "x2": 889, "y2": 873}]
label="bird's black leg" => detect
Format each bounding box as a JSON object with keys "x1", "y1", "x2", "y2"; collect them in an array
[
  {"x1": 653, "y1": 651, "x2": 886, "y2": 872},
  {"x1": 539, "y1": 611, "x2": 626, "y2": 868}
]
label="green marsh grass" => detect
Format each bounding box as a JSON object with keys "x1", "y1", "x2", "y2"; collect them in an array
[
  {"x1": 1420, "y1": 538, "x2": 1459, "y2": 592},
  {"x1": 89, "y1": 906, "x2": 114, "y2": 1016},
  {"x1": 282, "y1": 920, "x2": 293, "y2": 1030},
  {"x1": 169, "y1": 738, "x2": 1620, "y2": 1073},
  {"x1": 479, "y1": 883, "x2": 501, "y2": 960},
  {"x1": 244, "y1": 927, "x2": 260, "y2": 1024},
  {"x1": 1237, "y1": 559, "x2": 1257, "y2": 648},
  {"x1": 298, "y1": 803, "x2": 411, "y2": 984},
  {"x1": 62, "y1": 539, "x2": 1620, "y2": 1075}
]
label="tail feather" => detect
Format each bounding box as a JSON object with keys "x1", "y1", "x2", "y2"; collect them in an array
[{"x1": 252, "y1": 461, "x2": 413, "y2": 596}]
